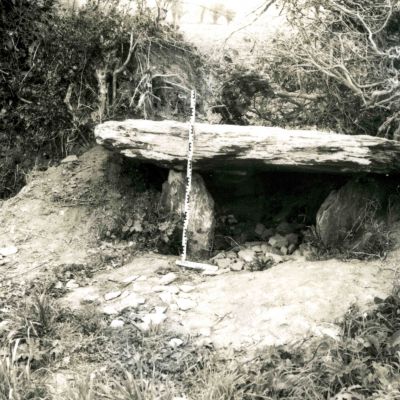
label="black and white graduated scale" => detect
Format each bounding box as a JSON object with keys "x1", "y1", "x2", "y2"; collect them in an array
[{"x1": 175, "y1": 90, "x2": 217, "y2": 272}]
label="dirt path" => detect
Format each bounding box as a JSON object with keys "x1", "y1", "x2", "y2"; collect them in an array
[{"x1": 0, "y1": 146, "x2": 137, "y2": 282}]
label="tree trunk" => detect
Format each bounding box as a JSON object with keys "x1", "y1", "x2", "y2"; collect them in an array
[
  {"x1": 95, "y1": 68, "x2": 108, "y2": 123},
  {"x1": 95, "y1": 119, "x2": 400, "y2": 174}
]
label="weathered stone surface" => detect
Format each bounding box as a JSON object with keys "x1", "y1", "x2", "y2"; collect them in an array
[
  {"x1": 110, "y1": 319, "x2": 124, "y2": 329},
  {"x1": 65, "y1": 279, "x2": 79, "y2": 289},
  {"x1": 0, "y1": 246, "x2": 18, "y2": 256},
  {"x1": 159, "y1": 272, "x2": 177, "y2": 285},
  {"x1": 61, "y1": 155, "x2": 79, "y2": 164},
  {"x1": 316, "y1": 178, "x2": 386, "y2": 247},
  {"x1": 179, "y1": 284, "x2": 195, "y2": 293},
  {"x1": 238, "y1": 249, "x2": 256, "y2": 263},
  {"x1": 95, "y1": 119, "x2": 400, "y2": 174},
  {"x1": 276, "y1": 222, "x2": 294, "y2": 235},
  {"x1": 230, "y1": 260, "x2": 244, "y2": 271},
  {"x1": 215, "y1": 258, "x2": 231, "y2": 269},
  {"x1": 176, "y1": 298, "x2": 196, "y2": 311},
  {"x1": 255, "y1": 223, "x2": 266, "y2": 237},
  {"x1": 160, "y1": 170, "x2": 215, "y2": 257},
  {"x1": 268, "y1": 234, "x2": 289, "y2": 249},
  {"x1": 104, "y1": 291, "x2": 122, "y2": 301},
  {"x1": 285, "y1": 233, "x2": 299, "y2": 246}
]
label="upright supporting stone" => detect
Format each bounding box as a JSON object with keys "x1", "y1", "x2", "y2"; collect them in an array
[
  {"x1": 160, "y1": 170, "x2": 215, "y2": 258},
  {"x1": 316, "y1": 178, "x2": 387, "y2": 248}
]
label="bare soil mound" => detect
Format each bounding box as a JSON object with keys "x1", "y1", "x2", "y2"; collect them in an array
[{"x1": 0, "y1": 146, "x2": 139, "y2": 281}]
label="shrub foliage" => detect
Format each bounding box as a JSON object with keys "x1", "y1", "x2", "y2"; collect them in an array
[
  {"x1": 0, "y1": 0, "x2": 197, "y2": 199},
  {"x1": 216, "y1": 0, "x2": 400, "y2": 139}
]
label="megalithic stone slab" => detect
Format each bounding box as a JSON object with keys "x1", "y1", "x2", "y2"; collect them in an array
[{"x1": 95, "y1": 119, "x2": 400, "y2": 174}]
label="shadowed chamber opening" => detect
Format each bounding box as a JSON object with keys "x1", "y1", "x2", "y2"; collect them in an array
[{"x1": 203, "y1": 169, "x2": 348, "y2": 252}]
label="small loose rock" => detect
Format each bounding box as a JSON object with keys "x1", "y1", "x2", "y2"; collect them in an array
[
  {"x1": 65, "y1": 279, "x2": 79, "y2": 289},
  {"x1": 238, "y1": 249, "x2": 256, "y2": 263},
  {"x1": 102, "y1": 306, "x2": 118, "y2": 315},
  {"x1": 81, "y1": 294, "x2": 99, "y2": 305},
  {"x1": 168, "y1": 338, "x2": 183, "y2": 348},
  {"x1": 142, "y1": 312, "x2": 167, "y2": 326},
  {"x1": 179, "y1": 284, "x2": 195, "y2": 293},
  {"x1": 159, "y1": 292, "x2": 174, "y2": 304},
  {"x1": 104, "y1": 291, "x2": 122, "y2": 301},
  {"x1": 61, "y1": 155, "x2": 79, "y2": 164},
  {"x1": 121, "y1": 275, "x2": 140, "y2": 284},
  {"x1": 230, "y1": 260, "x2": 244, "y2": 271},
  {"x1": 0, "y1": 246, "x2": 18, "y2": 257},
  {"x1": 268, "y1": 234, "x2": 289, "y2": 249},
  {"x1": 176, "y1": 298, "x2": 196, "y2": 311},
  {"x1": 110, "y1": 319, "x2": 124, "y2": 329},
  {"x1": 215, "y1": 258, "x2": 231, "y2": 269},
  {"x1": 159, "y1": 272, "x2": 177, "y2": 285}
]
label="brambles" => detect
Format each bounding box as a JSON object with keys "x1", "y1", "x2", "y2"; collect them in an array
[
  {"x1": 0, "y1": 0, "x2": 205, "y2": 199},
  {"x1": 258, "y1": 0, "x2": 400, "y2": 138}
]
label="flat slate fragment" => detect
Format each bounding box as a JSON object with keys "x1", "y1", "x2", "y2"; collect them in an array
[{"x1": 95, "y1": 119, "x2": 400, "y2": 174}]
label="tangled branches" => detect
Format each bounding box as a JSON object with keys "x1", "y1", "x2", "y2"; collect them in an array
[{"x1": 258, "y1": 0, "x2": 400, "y2": 137}]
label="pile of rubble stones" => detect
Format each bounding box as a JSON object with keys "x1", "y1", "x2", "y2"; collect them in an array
[{"x1": 210, "y1": 220, "x2": 312, "y2": 272}]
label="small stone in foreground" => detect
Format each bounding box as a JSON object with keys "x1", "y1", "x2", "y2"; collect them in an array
[
  {"x1": 120, "y1": 293, "x2": 146, "y2": 309},
  {"x1": 61, "y1": 155, "x2": 79, "y2": 164},
  {"x1": 211, "y1": 252, "x2": 226, "y2": 261},
  {"x1": 268, "y1": 234, "x2": 289, "y2": 249},
  {"x1": 104, "y1": 291, "x2": 122, "y2": 301},
  {"x1": 159, "y1": 292, "x2": 173, "y2": 304},
  {"x1": 215, "y1": 258, "x2": 231, "y2": 269},
  {"x1": 160, "y1": 272, "x2": 177, "y2": 285},
  {"x1": 168, "y1": 338, "x2": 183, "y2": 348},
  {"x1": 176, "y1": 298, "x2": 196, "y2": 311},
  {"x1": 230, "y1": 260, "x2": 244, "y2": 271},
  {"x1": 65, "y1": 279, "x2": 79, "y2": 289},
  {"x1": 110, "y1": 319, "x2": 124, "y2": 329},
  {"x1": 280, "y1": 246, "x2": 288, "y2": 255},
  {"x1": 202, "y1": 266, "x2": 220, "y2": 276},
  {"x1": 255, "y1": 223, "x2": 266, "y2": 237},
  {"x1": 276, "y1": 221, "x2": 294, "y2": 235},
  {"x1": 165, "y1": 285, "x2": 179, "y2": 294},
  {"x1": 0, "y1": 246, "x2": 18, "y2": 257},
  {"x1": 238, "y1": 249, "x2": 256, "y2": 263},
  {"x1": 179, "y1": 284, "x2": 195, "y2": 293},
  {"x1": 142, "y1": 313, "x2": 167, "y2": 326},
  {"x1": 102, "y1": 306, "x2": 118, "y2": 315},
  {"x1": 54, "y1": 281, "x2": 63, "y2": 289},
  {"x1": 155, "y1": 306, "x2": 167, "y2": 314},
  {"x1": 285, "y1": 233, "x2": 299, "y2": 246},
  {"x1": 121, "y1": 275, "x2": 140, "y2": 284},
  {"x1": 81, "y1": 294, "x2": 99, "y2": 304},
  {"x1": 0, "y1": 321, "x2": 10, "y2": 334}
]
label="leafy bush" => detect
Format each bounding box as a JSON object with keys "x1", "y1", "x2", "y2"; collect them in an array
[
  {"x1": 0, "y1": 0, "x2": 200, "y2": 199},
  {"x1": 215, "y1": 0, "x2": 400, "y2": 137}
]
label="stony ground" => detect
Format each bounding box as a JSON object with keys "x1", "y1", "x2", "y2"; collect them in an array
[{"x1": 61, "y1": 253, "x2": 395, "y2": 352}]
